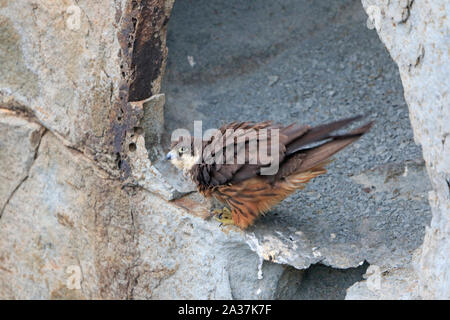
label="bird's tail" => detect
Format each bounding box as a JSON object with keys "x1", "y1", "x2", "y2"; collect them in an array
[{"x1": 287, "y1": 116, "x2": 373, "y2": 173}]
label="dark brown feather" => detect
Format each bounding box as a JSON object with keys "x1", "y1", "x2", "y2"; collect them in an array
[
  {"x1": 285, "y1": 115, "x2": 364, "y2": 155},
  {"x1": 188, "y1": 117, "x2": 372, "y2": 207}
]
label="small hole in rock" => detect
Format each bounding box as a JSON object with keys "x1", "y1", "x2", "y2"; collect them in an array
[
  {"x1": 129, "y1": 143, "x2": 137, "y2": 152},
  {"x1": 134, "y1": 126, "x2": 144, "y2": 135}
]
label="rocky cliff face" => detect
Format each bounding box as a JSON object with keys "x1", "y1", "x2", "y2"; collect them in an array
[{"x1": 0, "y1": 0, "x2": 447, "y2": 299}]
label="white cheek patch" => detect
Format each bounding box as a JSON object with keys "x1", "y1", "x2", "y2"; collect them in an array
[
  {"x1": 171, "y1": 158, "x2": 185, "y2": 170},
  {"x1": 182, "y1": 154, "x2": 200, "y2": 170},
  {"x1": 168, "y1": 148, "x2": 200, "y2": 172}
]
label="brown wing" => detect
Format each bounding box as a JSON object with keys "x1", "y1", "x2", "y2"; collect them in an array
[
  {"x1": 285, "y1": 115, "x2": 364, "y2": 155},
  {"x1": 191, "y1": 116, "x2": 372, "y2": 192},
  {"x1": 275, "y1": 121, "x2": 373, "y2": 180},
  {"x1": 205, "y1": 121, "x2": 274, "y2": 185},
  {"x1": 212, "y1": 122, "x2": 373, "y2": 229},
  {"x1": 191, "y1": 121, "x2": 310, "y2": 189},
  {"x1": 202, "y1": 118, "x2": 373, "y2": 229}
]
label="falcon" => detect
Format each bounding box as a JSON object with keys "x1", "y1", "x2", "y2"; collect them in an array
[{"x1": 166, "y1": 116, "x2": 372, "y2": 229}]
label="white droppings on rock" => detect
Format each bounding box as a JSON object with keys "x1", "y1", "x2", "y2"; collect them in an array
[
  {"x1": 257, "y1": 256, "x2": 264, "y2": 280},
  {"x1": 187, "y1": 56, "x2": 196, "y2": 67},
  {"x1": 312, "y1": 247, "x2": 322, "y2": 258},
  {"x1": 402, "y1": 164, "x2": 408, "y2": 177}
]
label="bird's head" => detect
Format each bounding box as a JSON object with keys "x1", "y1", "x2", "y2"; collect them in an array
[{"x1": 166, "y1": 137, "x2": 199, "y2": 172}]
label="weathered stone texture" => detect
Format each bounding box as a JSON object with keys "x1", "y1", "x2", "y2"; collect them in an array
[
  {"x1": 346, "y1": 263, "x2": 421, "y2": 300},
  {"x1": 355, "y1": 0, "x2": 450, "y2": 299},
  {"x1": 0, "y1": 117, "x2": 289, "y2": 299},
  {"x1": 0, "y1": 0, "x2": 122, "y2": 151},
  {"x1": 0, "y1": 110, "x2": 45, "y2": 216},
  {"x1": 0, "y1": 0, "x2": 174, "y2": 179}
]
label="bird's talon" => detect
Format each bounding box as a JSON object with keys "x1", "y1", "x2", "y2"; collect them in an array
[{"x1": 213, "y1": 207, "x2": 234, "y2": 226}]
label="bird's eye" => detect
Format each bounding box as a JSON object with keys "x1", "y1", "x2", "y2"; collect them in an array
[{"x1": 178, "y1": 146, "x2": 186, "y2": 154}]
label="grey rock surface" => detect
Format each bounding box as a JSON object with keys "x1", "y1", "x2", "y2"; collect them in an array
[
  {"x1": 0, "y1": 111, "x2": 45, "y2": 216},
  {"x1": 0, "y1": 0, "x2": 175, "y2": 181},
  {"x1": 358, "y1": 0, "x2": 450, "y2": 299},
  {"x1": 0, "y1": 0, "x2": 122, "y2": 152},
  {"x1": 346, "y1": 262, "x2": 421, "y2": 300},
  {"x1": 351, "y1": 159, "x2": 431, "y2": 201}
]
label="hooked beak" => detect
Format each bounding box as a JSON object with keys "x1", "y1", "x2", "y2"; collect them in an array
[{"x1": 166, "y1": 152, "x2": 173, "y2": 161}]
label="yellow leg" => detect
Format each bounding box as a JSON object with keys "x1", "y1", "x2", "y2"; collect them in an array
[{"x1": 212, "y1": 207, "x2": 234, "y2": 226}]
